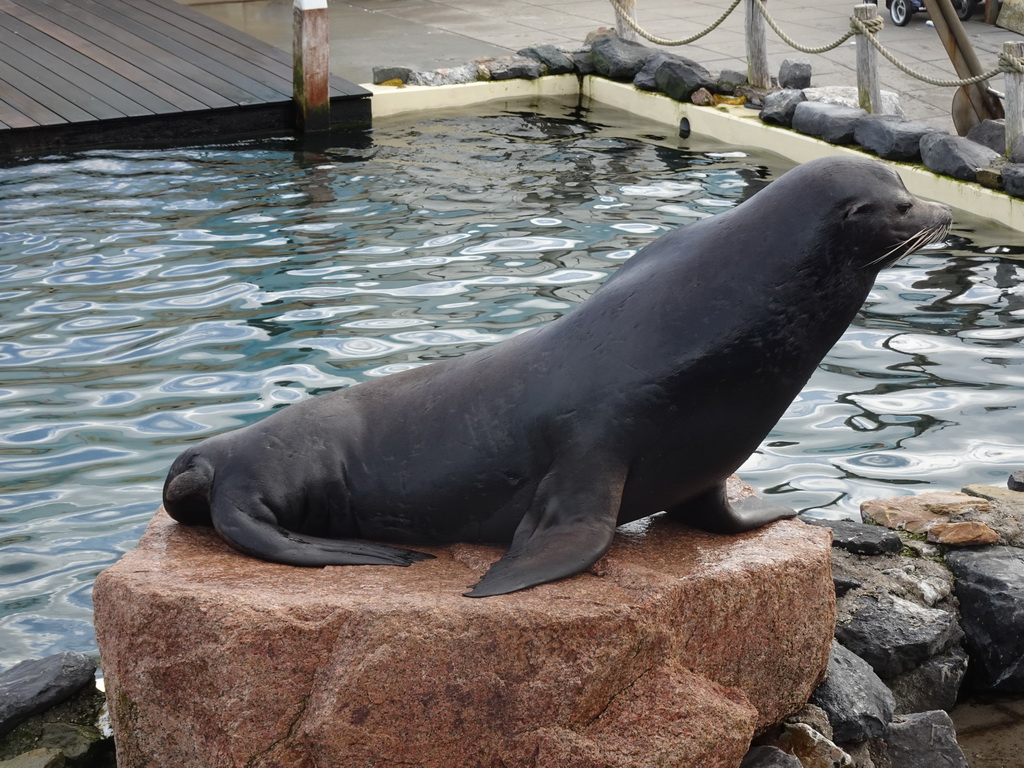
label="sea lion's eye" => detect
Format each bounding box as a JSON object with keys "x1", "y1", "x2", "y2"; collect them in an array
[{"x1": 896, "y1": 201, "x2": 913, "y2": 214}]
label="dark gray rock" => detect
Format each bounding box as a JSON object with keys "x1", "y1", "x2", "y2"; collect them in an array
[
  {"x1": 800, "y1": 516, "x2": 903, "y2": 555},
  {"x1": 809, "y1": 640, "x2": 896, "y2": 743},
  {"x1": 888, "y1": 645, "x2": 969, "y2": 714},
  {"x1": 517, "y1": 45, "x2": 575, "y2": 76},
  {"x1": 791, "y1": 101, "x2": 867, "y2": 144},
  {"x1": 718, "y1": 68, "x2": 747, "y2": 94},
  {"x1": 483, "y1": 56, "x2": 543, "y2": 81},
  {"x1": 740, "y1": 745, "x2": 802, "y2": 767},
  {"x1": 966, "y1": 118, "x2": 1006, "y2": 154},
  {"x1": 834, "y1": 575, "x2": 862, "y2": 597},
  {"x1": 653, "y1": 56, "x2": 717, "y2": 102},
  {"x1": 1002, "y1": 163, "x2": 1024, "y2": 199},
  {"x1": 589, "y1": 35, "x2": 652, "y2": 80},
  {"x1": 946, "y1": 546, "x2": 1024, "y2": 691},
  {"x1": 885, "y1": 710, "x2": 969, "y2": 767},
  {"x1": 372, "y1": 65, "x2": 415, "y2": 85},
  {"x1": 573, "y1": 50, "x2": 595, "y2": 76},
  {"x1": 1010, "y1": 471, "x2": 1024, "y2": 492},
  {"x1": 759, "y1": 89, "x2": 806, "y2": 128},
  {"x1": 779, "y1": 57, "x2": 811, "y2": 89},
  {"x1": 0, "y1": 653, "x2": 96, "y2": 737},
  {"x1": 835, "y1": 594, "x2": 961, "y2": 679},
  {"x1": 920, "y1": 133, "x2": 1001, "y2": 182},
  {"x1": 633, "y1": 53, "x2": 674, "y2": 92},
  {"x1": 854, "y1": 114, "x2": 938, "y2": 161}
]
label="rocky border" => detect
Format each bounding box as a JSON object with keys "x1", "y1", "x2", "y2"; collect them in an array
[
  {"x1": 373, "y1": 30, "x2": 1024, "y2": 202},
  {"x1": 741, "y1": 478, "x2": 1024, "y2": 767}
]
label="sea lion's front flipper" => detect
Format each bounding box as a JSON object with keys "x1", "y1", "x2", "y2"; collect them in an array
[
  {"x1": 465, "y1": 458, "x2": 626, "y2": 598},
  {"x1": 211, "y1": 491, "x2": 433, "y2": 567},
  {"x1": 669, "y1": 483, "x2": 796, "y2": 534}
]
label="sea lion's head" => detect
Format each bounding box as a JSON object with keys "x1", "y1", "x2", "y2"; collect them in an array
[{"x1": 785, "y1": 156, "x2": 953, "y2": 272}]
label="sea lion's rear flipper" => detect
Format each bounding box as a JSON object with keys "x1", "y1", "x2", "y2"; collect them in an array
[
  {"x1": 465, "y1": 458, "x2": 626, "y2": 598},
  {"x1": 211, "y1": 493, "x2": 433, "y2": 567},
  {"x1": 669, "y1": 483, "x2": 796, "y2": 534}
]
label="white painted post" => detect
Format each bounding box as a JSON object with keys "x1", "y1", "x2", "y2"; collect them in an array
[
  {"x1": 746, "y1": 0, "x2": 770, "y2": 89},
  {"x1": 293, "y1": 0, "x2": 330, "y2": 133},
  {"x1": 1005, "y1": 41, "x2": 1024, "y2": 156},
  {"x1": 613, "y1": 0, "x2": 640, "y2": 42},
  {"x1": 855, "y1": 4, "x2": 881, "y2": 113}
]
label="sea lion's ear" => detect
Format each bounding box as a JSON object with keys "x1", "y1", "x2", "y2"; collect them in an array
[{"x1": 844, "y1": 201, "x2": 875, "y2": 221}]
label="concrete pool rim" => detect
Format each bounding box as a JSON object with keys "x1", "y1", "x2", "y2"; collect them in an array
[{"x1": 368, "y1": 74, "x2": 1024, "y2": 232}]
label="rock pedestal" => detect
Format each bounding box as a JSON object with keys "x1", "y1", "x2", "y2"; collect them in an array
[{"x1": 94, "y1": 499, "x2": 834, "y2": 768}]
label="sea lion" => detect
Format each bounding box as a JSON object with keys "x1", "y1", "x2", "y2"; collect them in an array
[{"x1": 163, "y1": 156, "x2": 952, "y2": 597}]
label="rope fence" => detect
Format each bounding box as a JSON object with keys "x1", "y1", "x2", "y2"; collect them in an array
[{"x1": 607, "y1": 0, "x2": 1024, "y2": 153}]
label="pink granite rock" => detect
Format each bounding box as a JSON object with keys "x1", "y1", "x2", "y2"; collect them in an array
[{"x1": 94, "y1": 488, "x2": 834, "y2": 768}]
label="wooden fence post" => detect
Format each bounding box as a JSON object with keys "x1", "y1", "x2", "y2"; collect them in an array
[
  {"x1": 614, "y1": 0, "x2": 640, "y2": 41},
  {"x1": 855, "y1": 4, "x2": 881, "y2": 113},
  {"x1": 293, "y1": 0, "x2": 330, "y2": 133},
  {"x1": 1005, "y1": 41, "x2": 1024, "y2": 156},
  {"x1": 746, "y1": 0, "x2": 771, "y2": 89}
]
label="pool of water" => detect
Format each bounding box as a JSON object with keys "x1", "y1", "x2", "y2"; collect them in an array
[{"x1": 1, "y1": 98, "x2": 1022, "y2": 670}]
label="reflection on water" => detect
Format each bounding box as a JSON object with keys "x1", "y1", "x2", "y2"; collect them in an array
[{"x1": 1, "y1": 100, "x2": 1022, "y2": 669}]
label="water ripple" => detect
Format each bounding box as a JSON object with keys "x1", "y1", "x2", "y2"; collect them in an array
[{"x1": 0, "y1": 107, "x2": 1020, "y2": 671}]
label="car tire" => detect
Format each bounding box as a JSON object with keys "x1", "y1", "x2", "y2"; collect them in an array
[
  {"x1": 890, "y1": 0, "x2": 912, "y2": 25},
  {"x1": 954, "y1": 0, "x2": 977, "y2": 19}
]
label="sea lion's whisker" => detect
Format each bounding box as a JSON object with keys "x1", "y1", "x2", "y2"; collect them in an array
[{"x1": 863, "y1": 223, "x2": 950, "y2": 269}]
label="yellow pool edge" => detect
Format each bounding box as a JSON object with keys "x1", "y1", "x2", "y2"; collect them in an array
[{"x1": 366, "y1": 75, "x2": 1024, "y2": 231}]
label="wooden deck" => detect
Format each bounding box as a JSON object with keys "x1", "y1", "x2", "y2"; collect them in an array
[{"x1": 0, "y1": 0, "x2": 370, "y2": 155}]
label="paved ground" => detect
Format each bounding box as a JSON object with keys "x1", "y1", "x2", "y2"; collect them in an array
[{"x1": 180, "y1": 0, "x2": 1024, "y2": 132}]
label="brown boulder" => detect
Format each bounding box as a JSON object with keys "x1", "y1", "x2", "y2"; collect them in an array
[
  {"x1": 860, "y1": 491, "x2": 991, "y2": 533},
  {"x1": 927, "y1": 521, "x2": 1000, "y2": 547},
  {"x1": 94, "y1": 499, "x2": 834, "y2": 768}
]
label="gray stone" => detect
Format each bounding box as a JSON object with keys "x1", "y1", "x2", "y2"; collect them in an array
[
  {"x1": 409, "y1": 64, "x2": 483, "y2": 86},
  {"x1": 481, "y1": 56, "x2": 543, "y2": 81},
  {"x1": 920, "y1": 133, "x2": 1001, "y2": 182},
  {"x1": 800, "y1": 516, "x2": 903, "y2": 556},
  {"x1": 1011, "y1": 471, "x2": 1024, "y2": 492},
  {"x1": 946, "y1": 546, "x2": 1024, "y2": 691},
  {"x1": 517, "y1": 45, "x2": 575, "y2": 75},
  {"x1": 740, "y1": 745, "x2": 802, "y2": 767},
  {"x1": 779, "y1": 57, "x2": 811, "y2": 89},
  {"x1": 589, "y1": 35, "x2": 653, "y2": 80},
  {"x1": 966, "y1": 118, "x2": 1006, "y2": 154},
  {"x1": 372, "y1": 65, "x2": 415, "y2": 85},
  {"x1": 38, "y1": 722, "x2": 102, "y2": 762},
  {"x1": 718, "y1": 68, "x2": 747, "y2": 94},
  {"x1": 885, "y1": 710, "x2": 969, "y2": 767},
  {"x1": 803, "y1": 86, "x2": 904, "y2": 117},
  {"x1": 810, "y1": 640, "x2": 896, "y2": 743},
  {"x1": 888, "y1": 646, "x2": 968, "y2": 714},
  {"x1": 653, "y1": 56, "x2": 717, "y2": 102},
  {"x1": 0, "y1": 654, "x2": 96, "y2": 737},
  {"x1": 835, "y1": 594, "x2": 961, "y2": 679},
  {"x1": 573, "y1": 50, "x2": 595, "y2": 76},
  {"x1": 760, "y1": 89, "x2": 806, "y2": 128},
  {"x1": 0, "y1": 748, "x2": 66, "y2": 768},
  {"x1": 792, "y1": 101, "x2": 868, "y2": 144},
  {"x1": 1002, "y1": 163, "x2": 1024, "y2": 198},
  {"x1": 854, "y1": 115, "x2": 938, "y2": 161},
  {"x1": 633, "y1": 53, "x2": 674, "y2": 92}
]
